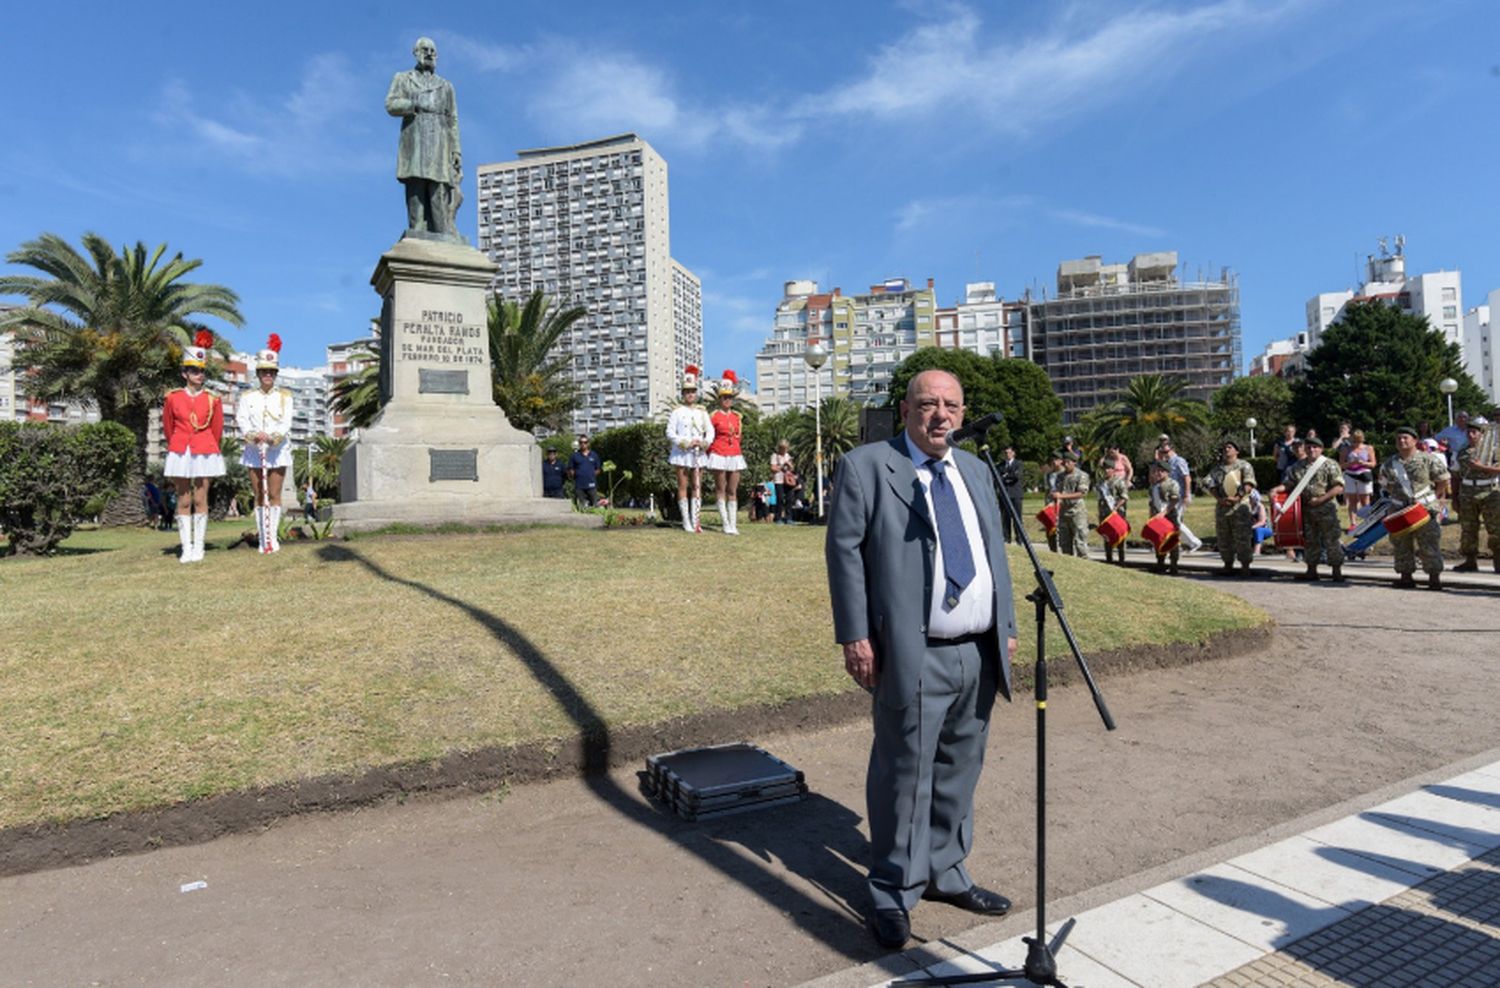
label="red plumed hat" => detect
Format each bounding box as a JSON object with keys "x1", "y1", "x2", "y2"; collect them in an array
[
  {"x1": 681, "y1": 363, "x2": 701, "y2": 391},
  {"x1": 256, "y1": 332, "x2": 283, "y2": 372}
]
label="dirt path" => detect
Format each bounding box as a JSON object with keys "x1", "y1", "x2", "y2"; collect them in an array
[{"x1": 3, "y1": 575, "x2": 1498, "y2": 987}]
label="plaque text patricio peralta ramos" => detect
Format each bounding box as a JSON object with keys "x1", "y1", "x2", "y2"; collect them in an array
[{"x1": 400, "y1": 309, "x2": 487, "y2": 366}]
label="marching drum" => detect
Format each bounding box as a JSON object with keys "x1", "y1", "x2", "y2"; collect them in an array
[
  {"x1": 1272, "y1": 491, "x2": 1303, "y2": 549},
  {"x1": 1143, "y1": 513, "x2": 1179, "y2": 555},
  {"x1": 1036, "y1": 502, "x2": 1059, "y2": 535},
  {"x1": 1344, "y1": 496, "x2": 1397, "y2": 553},
  {"x1": 1097, "y1": 510, "x2": 1130, "y2": 548},
  {"x1": 1382, "y1": 502, "x2": 1432, "y2": 538}
]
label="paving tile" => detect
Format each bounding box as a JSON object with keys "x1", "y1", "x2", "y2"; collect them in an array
[
  {"x1": 1364, "y1": 790, "x2": 1500, "y2": 851},
  {"x1": 1227, "y1": 835, "x2": 1430, "y2": 908},
  {"x1": 1142, "y1": 863, "x2": 1354, "y2": 951},
  {"x1": 1301, "y1": 812, "x2": 1488, "y2": 874},
  {"x1": 898, "y1": 931, "x2": 1144, "y2": 988},
  {"x1": 1055, "y1": 894, "x2": 1264, "y2": 988}
]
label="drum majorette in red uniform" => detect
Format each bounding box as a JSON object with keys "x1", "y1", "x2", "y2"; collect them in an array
[
  {"x1": 707, "y1": 370, "x2": 747, "y2": 535},
  {"x1": 162, "y1": 331, "x2": 225, "y2": 563},
  {"x1": 665, "y1": 364, "x2": 714, "y2": 533},
  {"x1": 237, "y1": 334, "x2": 295, "y2": 553}
]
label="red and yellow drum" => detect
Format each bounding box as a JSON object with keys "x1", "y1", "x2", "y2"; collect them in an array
[
  {"x1": 1273, "y1": 491, "x2": 1303, "y2": 549},
  {"x1": 1382, "y1": 502, "x2": 1431, "y2": 538},
  {"x1": 1036, "y1": 502, "x2": 1059, "y2": 535},
  {"x1": 1097, "y1": 510, "x2": 1130, "y2": 548},
  {"x1": 1143, "y1": 513, "x2": 1179, "y2": 555}
]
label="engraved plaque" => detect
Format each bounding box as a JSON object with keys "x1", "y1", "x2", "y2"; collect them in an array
[
  {"x1": 419, "y1": 368, "x2": 470, "y2": 395},
  {"x1": 429, "y1": 448, "x2": 479, "y2": 482}
]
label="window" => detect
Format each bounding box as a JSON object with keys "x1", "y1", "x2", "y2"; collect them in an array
[
  {"x1": 1442, "y1": 286, "x2": 1457, "y2": 301},
  {"x1": 1443, "y1": 305, "x2": 1457, "y2": 319}
]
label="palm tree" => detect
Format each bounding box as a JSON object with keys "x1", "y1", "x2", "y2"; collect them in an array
[
  {"x1": 488, "y1": 290, "x2": 586, "y2": 434},
  {"x1": 329, "y1": 338, "x2": 382, "y2": 431},
  {"x1": 307, "y1": 434, "x2": 351, "y2": 494},
  {"x1": 0, "y1": 232, "x2": 243, "y2": 524},
  {"x1": 789, "y1": 395, "x2": 861, "y2": 480},
  {"x1": 1080, "y1": 374, "x2": 1208, "y2": 460}
]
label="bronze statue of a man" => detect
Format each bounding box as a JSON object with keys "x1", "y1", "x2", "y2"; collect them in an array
[{"x1": 386, "y1": 37, "x2": 463, "y2": 242}]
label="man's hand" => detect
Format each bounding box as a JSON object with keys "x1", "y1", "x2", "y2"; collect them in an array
[
  {"x1": 843, "y1": 639, "x2": 878, "y2": 688},
  {"x1": 1007, "y1": 637, "x2": 1018, "y2": 662}
]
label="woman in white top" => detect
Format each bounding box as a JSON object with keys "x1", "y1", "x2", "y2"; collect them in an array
[
  {"x1": 665, "y1": 364, "x2": 714, "y2": 533},
  {"x1": 236, "y1": 335, "x2": 295, "y2": 553}
]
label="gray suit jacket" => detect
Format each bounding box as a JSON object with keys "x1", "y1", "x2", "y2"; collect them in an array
[{"x1": 825, "y1": 436, "x2": 1016, "y2": 709}]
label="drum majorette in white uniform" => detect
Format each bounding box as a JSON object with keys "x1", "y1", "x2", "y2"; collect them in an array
[
  {"x1": 666, "y1": 364, "x2": 714, "y2": 533},
  {"x1": 162, "y1": 331, "x2": 226, "y2": 564},
  {"x1": 237, "y1": 334, "x2": 295, "y2": 553},
  {"x1": 707, "y1": 370, "x2": 748, "y2": 535}
]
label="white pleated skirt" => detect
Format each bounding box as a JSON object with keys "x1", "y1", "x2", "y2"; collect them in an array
[
  {"x1": 669, "y1": 449, "x2": 709, "y2": 468},
  {"x1": 241, "y1": 441, "x2": 293, "y2": 469},
  {"x1": 706, "y1": 453, "x2": 747, "y2": 471},
  {"x1": 164, "y1": 451, "x2": 226, "y2": 478}
]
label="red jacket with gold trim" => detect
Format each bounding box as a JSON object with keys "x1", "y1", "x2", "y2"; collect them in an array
[{"x1": 162, "y1": 388, "x2": 224, "y2": 455}]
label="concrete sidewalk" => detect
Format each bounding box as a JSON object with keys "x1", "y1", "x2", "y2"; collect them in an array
[
  {"x1": 806, "y1": 753, "x2": 1500, "y2": 988},
  {"x1": 1115, "y1": 543, "x2": 1500, "y2": 592}
]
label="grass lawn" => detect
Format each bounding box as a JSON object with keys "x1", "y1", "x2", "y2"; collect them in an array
[{"x1": 0, "y1": 519, "x2": 1266, "y2": 830}]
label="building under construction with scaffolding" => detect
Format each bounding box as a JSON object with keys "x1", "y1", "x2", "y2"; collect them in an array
[{"x1": 1027, "y1": 251, "x2": 1241, "y2": 424}]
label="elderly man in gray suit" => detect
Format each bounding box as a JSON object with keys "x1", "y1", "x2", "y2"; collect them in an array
[{"x1": 826, "y1": 369, "x2": 1019, "y2": 950}]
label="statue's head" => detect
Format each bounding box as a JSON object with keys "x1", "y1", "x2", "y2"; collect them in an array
[{"x1": 413, "y1": 37, "x2": 437, "y2": 70}]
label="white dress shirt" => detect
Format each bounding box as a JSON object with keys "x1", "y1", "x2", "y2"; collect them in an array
[{"x1": 903, "y1": 433, "x2": 995, "y2": 639}]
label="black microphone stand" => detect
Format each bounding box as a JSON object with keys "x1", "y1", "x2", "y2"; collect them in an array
[{"x1": 894, "y1": 437, "x2": 1116, "y2": 988}]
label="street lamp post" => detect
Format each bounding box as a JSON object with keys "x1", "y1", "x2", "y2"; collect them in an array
[
  {"x1": 1440, "y1": 377, "x2": 1458, "y2": 428},
  {"x1": 1246, "y1": 417, "x2": 1257, "y2": 458},
  {"x1": 804, "y1": 339, "x2": 829, "y2": 519}
]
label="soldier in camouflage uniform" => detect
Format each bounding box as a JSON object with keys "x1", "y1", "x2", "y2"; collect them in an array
[
  {"x1": 1041, "y1": 454, "x2": 1062, "y2": 552},
  {"x1": 1208, "y1": 440, "x2": 1257, "y2": 574},
  {"x1": 1286, "y1": 435, "x2": 1346, "y2": 582},
  {"x1": 1097, "y1": 460, "x2": 1130, "y2": 564},
  {"x1": 1454, "y1": 416, "x2": 1500, "y2": 573},
  {"x1": 1147, "y1": 459, "x2": 1181, "y2": 574},
  {"x1": 1378, "y1": 426, "x2": 1451, "y2": 589},
  {"x1": 1050, "y1": 451, "x2": 1091, "y2": 558}
]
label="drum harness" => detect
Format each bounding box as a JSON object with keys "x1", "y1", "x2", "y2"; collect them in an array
[
  {"x1": 1390, "y1": 457, "x2": 1437, "y2": 507},
  {"x1": 1273, "y1": 455, "x2": 1329, "y2": 516}
]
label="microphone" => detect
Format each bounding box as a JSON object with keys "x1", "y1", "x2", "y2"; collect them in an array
[{"x1": 946, "y1": 411, "x2": 1003, "y2": 447}]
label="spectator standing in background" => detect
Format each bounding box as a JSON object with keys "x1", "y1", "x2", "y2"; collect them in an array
[
  {"x1": 998, "y1": 446, "x2": 1025, "y2": 542},
  {"x1": 541, "y1": 448, "x2": 566, "y2": 499},
  {"x1": 569, "y1": 435, "x2": 603, "y2": 508},
  {"x1": 770, "y1": 439, "x2": 795, "y2": 525},
  {"x1": 1339, "y1": 429, "x2": 1376, "y2": 527}
]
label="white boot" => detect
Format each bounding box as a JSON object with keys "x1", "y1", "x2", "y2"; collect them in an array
[
  {"x1": 192, "y1": 513, "x2": 207, "y2": 562},
  {"x1": 691, "y1": 498, "x2": 702, "y2": 533},
  {"x1": 727, "y1": 500, "x2": 739, "y2": 535},
  {"x1": 254, "y1": 507, "x2": 268, "y2": 553},
  {"x1": 177, "y1": 514, "x2": 193, "y2": 564},
  {"x1": 716, "y1": 499, "x2": 729, "y2": 533},
  {"x1": 268, "y1": 506, "x2": 281, "y2": 552},
  {"x1": 679, "y1": 498, "x2": 693, "y2": 533}
]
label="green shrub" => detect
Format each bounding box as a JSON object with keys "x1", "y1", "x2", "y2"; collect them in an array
[{"x1": 0, "y1": 421, "x2": 135, "y2": 555}]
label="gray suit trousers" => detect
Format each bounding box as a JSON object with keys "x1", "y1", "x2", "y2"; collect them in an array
[{"x1": 867, "y1": 634, "x2": 998, "y2": 912}]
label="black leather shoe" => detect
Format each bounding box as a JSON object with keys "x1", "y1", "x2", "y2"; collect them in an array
[
  {"x1": 868, "y1": 908, "x2": 911, "y2": 950},
  {"x1": 922, "y1": 884, "x2": 1012, "y2": 916}
]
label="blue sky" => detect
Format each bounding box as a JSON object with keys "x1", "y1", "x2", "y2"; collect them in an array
[{"x1": 3, "y1": 0, "x2": 1496, "y2": 387}]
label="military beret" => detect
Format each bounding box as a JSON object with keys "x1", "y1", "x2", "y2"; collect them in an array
[
  {"x1": 1394, "y1": 426, "x2": 1419, "y2": 439},
  {"x1": 1467, "y1": 416, "x2": 1488, "y2": 429},
  {"x1": 1304, "y1": 435, "x2": 1325, "y2": 448},
  {"x1": 1221, "y1": 439, "x2": 1241, "y2": 452},
  {"x1": 1061, "y1": 450, "x2": 1079, "y2": 462}
]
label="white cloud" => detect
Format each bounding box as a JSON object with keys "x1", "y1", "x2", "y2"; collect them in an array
[
  {"x1": 1048, "y1": 207, "x2": 1166, "y2": 238},
  {"x1": 151, "y1": 54, "x2": 385, "y2": 177},
  {"x1": 805, "y1": 0, "x2": 1313, "y2": 137}
]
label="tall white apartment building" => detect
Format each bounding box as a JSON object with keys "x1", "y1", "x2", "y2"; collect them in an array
[
  {"x1": 1464, "y1": 296, "x2": 1497, "y2": 405},
  {"x1": 754, "y1": 278, "x2": 942, "y2": 415},
  {"x1": 476, "y1": 133, "x2": 699, "y2": 433},
  {"x1": 0, "y1": 316, "x2": 15, "y2": 422},
  {"x1": 932, "y1": 282, "x2": 1026, "y2": 359},
  {"x1": 1306, "y1": 238, "x2": 1462, "y2": 350},
  {"x1": 326, "y1": 326, "x2": 380, "y2": 438},
  {"x1": 671, "y1": 259, "x2": 703, "y2": 375}
]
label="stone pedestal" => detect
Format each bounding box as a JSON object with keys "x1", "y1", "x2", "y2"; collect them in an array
[{"x1": 335, "y1": 237, "x2": 592, "y2": 532}]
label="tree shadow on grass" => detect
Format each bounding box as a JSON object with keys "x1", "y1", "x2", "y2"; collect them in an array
[{"x1": 315, "y1": 543, "x2": 882, "y2": 963}]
